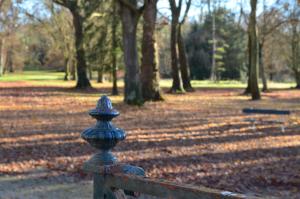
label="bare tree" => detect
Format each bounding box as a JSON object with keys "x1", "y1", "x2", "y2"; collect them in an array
[
  {"x1": 208, "y1": 0, "x2": 217, "y2": 82},
  {"x1": 257, "y1": 1, "x2": 288, "y2": 91},
  {"x1": 169, "y1": 0, "x2": 184, "y2": 93},
  {"x1": 118, "y1": 0, "x2": 144, "y2": 104},
  {"x1": 178, "y1": 0, "x2": 193, "y2": 91},
  {"x1": 53, "y1": 0, "x2": 102, "y2": 88},
  {"x1": 141, "y1": 0, "x2": 163, "y2": 101},
  {"x1": 287, "y1": 2, "x2": 300, "y2": 88},
  {"x1": 248, "y1": 0, "x2": 260, "y2": 100},
  {"x1": 0, "y1": 0, "x2": 20, "y2": 75},
  {"x1": 111, "y1": 0, "x2": 119, "y2": 95},
  {"x1": 168, "y1": 0, "x2": 193, "y2": 93}
]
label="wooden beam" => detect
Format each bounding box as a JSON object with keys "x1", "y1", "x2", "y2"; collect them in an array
[
  {"x1": 105, "y1": 174, "x2": 265, "y2": 199},
  {"x1": 83, "y1": 163, "x2": 267, "y2": 199}
]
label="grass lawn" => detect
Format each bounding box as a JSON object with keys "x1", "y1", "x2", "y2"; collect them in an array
[
  {"x1": 0, "y1": 70, "x2": 296, "y2": 89},
  {"x1": 0, "y1": 71, "x2": 65, "y2": 82}
]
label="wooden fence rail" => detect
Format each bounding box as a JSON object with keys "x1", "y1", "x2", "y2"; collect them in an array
[{"x1": 83, "y1": 163, "x2": 264, "y2": 199}]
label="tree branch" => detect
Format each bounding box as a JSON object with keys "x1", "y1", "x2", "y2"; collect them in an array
[
  {"x1": 118, "y1": 0, "x2": 139, "y2": 14},
  {"x1": 169, "y1": 0, "x2": 176, "y2": 14},
  {"x1": 0, "y1": 0, "x2": 6, "y2": 10},
  {"x1": 177, "y1": 0, "x2": 183, "y2": 14},
  {"x1": 179, "y1": 0, "x2": 191, "y2": 24},
  {"x1": 53, "y1": 0, "x2": 68, "y2": 7}
]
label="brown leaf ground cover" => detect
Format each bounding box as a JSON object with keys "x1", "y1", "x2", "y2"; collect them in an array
[{"x1": 0, "y1": 81, "x2": 300, "y2": 198}]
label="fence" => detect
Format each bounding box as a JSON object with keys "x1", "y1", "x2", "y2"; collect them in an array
[{"x1": 81, "y1": 96, "x2": 264, "y2": 199}]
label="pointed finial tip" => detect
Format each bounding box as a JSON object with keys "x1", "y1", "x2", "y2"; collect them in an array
[
  {"x1": 89, "y1": 95, "x2": 119, "y2": 120},
  {"x1": 96, "y1": 95, "x2": 113, "y2": 110}
]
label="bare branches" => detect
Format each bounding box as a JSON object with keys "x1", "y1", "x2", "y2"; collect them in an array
[
  {"x1": 0, "y1": 0, "x2": 6, "y2": 10},
  {"x1": 119, "y1": 0, "x2": 136, "y2": 11},
  {"x1": 169, "y1": 0, "x2": 177, "y2": 16},
  {"x1": 52, "y1": 0, "x2": 68, "y2": 7},
  {"x1": 180, "y1": 0, "x2": 192, "y2": 24},
  {"x1": 118, "y1": 0, "x2": 144, "y2": 15},
  {"x1": 258, "y1": 6, "x2": 294, "y2": 44},
  {"x1": 169, "y1": 0, "x2": 191, "y2": 22},
  {"x1": 177, "y1": 0, "x2": 183, "y2": 13}
]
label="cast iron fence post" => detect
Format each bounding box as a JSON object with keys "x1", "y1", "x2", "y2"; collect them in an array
[{"x1": 81, "y1": 96, "x2": 145, "y2": 199}]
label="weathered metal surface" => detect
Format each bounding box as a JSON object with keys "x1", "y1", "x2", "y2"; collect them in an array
[
  {"x1": 81, "y1": 96, "x2": 145, "y2": 199},
  {"x1": 81, "y1": 95, "x2": 126, "y2": 165},
  {"x1": 242, "y1": 108, "x2": 290, "y2": 133},
  {"x1": 242, "y1": 108, "x2": 290, "y2": 115},
  {"x1": 83, "y1": 163, "x2": 145, "y2": 177}
]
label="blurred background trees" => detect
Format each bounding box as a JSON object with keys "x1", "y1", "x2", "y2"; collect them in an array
[{"x1": 0, "y1": 0, "x2": 299, "y2": 103}]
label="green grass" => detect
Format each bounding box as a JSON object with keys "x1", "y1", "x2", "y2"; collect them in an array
[
  {"x1": 160, "y1": 79, "x2": 295, "y2": 89},
  {"x1": 0, "y1": 70, "x2": 296, "y2": 89},
  {"x1": 0, "y1": 71, "x2": 65, "y2": 82}
]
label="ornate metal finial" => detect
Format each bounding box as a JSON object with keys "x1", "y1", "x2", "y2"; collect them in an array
[
  {"x1": 82, "y1": 96, "x2": 145, "y2": 198},
  {"x1": 89, "y1": 95, "x2": 120, "y2": 121},
  {"x1": 81, "y1": 95, "x2": 125, "y2": 165}
]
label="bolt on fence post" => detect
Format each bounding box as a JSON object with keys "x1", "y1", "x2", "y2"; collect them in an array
[{"x1": 81, "y1": 96, "x2": 144, "y2": 199}]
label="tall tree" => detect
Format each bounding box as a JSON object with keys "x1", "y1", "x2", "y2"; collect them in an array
[
  {"x1": 258, "y1": 0, "x2": 268, "y2": 92},
  {"x1": 22, "y1": 1, "x2": 76, "y2": 80},
  {"x1": 168, "y1": 0, "x2": 193, "y2": 92},
  {"x1": 177, "y1": 0, "x2": 193, "y2": 91},
  {"x1": 169, "y1": 0, "x2": 184, "y2": 93},
  {"x1": 0, "y1": 0, "x2": 20, "y2": 75},
  {"x1": 48, "y1": 3, "x2": 75, "y2": 81},
  {"x1": 287, "y1": 2, "x2": 300, "y2": 88},
  {"x1": 248, "y1": 0, "x2": 260, "y2": 100},
  {"x1": 257, "y1": 1, "x2": 287, "y2": 92},
  {"x1": 141, "y1": 0, "x2": 163, "y2": 101},
  {"x1": 111, "y1": 0, "x2": 119, "y2": 95},
  {"x1": 185, "y1": 7, "x2": 246, "y2": 81},
  {"x1": 208, "y1": 0, "x2": 217, "y2": 82},
  {"x1": 0, "y1": 0, "x2": 5, "y2": 76},
  {"x1": 118, "y1": 0, "x2": 144, "y2": 104},
  {"x1": 84, "y1": 0, "x2": 121, "y2": 94},
  {"x1": 53, "y1": 0, "x2": 101, "y2": 88}
]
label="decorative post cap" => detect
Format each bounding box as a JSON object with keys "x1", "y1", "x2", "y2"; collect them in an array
[
  {"x1": 81, "y1": 95, "x2": 125, "y2": 165},
  {"x1": 89, "y1": 95, "x2": 120, "y2": 121},
  {"x1": 82, "y1": 96, "x2": 145, "y2": 198}
]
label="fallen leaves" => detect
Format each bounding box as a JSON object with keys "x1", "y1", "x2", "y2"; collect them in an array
[{"x1": 0, "y1": 82, "x2": 300, "y2": 198}]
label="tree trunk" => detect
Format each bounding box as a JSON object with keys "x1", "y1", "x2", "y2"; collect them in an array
[
  {"x1": 7, "y1": 49, "x2": 13, "y2": 73},
  {"x1": 97, "y1": 67, "x2": 103, "y2": 83},
  {"x1": 210, "y1": 2, "x2": 217, "y2": 82},
  {"x1": 249, "y1": 0, "x2": 260, "y2": 100},
  {"x1": 71, "y1": 58, "x2": 76, "y2": 80},
  {"x1": 88, "y1": 65, "x2": 93, "y2": 80},
  {"x1": 64, "y1": 57, "x2": 69, "y2": 81},
  {"x1": 169, "y1": 11, "x2": 183, "y2": 93},
  {"x1": 244, "y1": 70, "x2": 251, "y2": 94},
  {"x1": 296, "y1": 71, "x2": 300, "y2": 89},
  {"x1": 111, "y1": 0, "x2": 118, "y2": 96},
  {"x1": 291, "y1": 22, "x2": 300, "y2": 89},
  {"x1": 119, "y1": 1, "x2": 143, "y2": 104},
  {"x1": 71, "y1": 10, "x2": 91, "y2": 89},
  {"x1": 0, "y1": 39, "x2": 5, "y2": 76},
  {"x1": 244, "y1": 35, "x2": 251, "y2": 94},
  {"x1": 178, "y1": 24, "x2": 194, "y2": 92},
  {"x1": 141, "y1": 0, "x2": 163, "y2": 101},
  {"x1": 259, "y1": 42, "x2": 268, "y2": 92}
]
